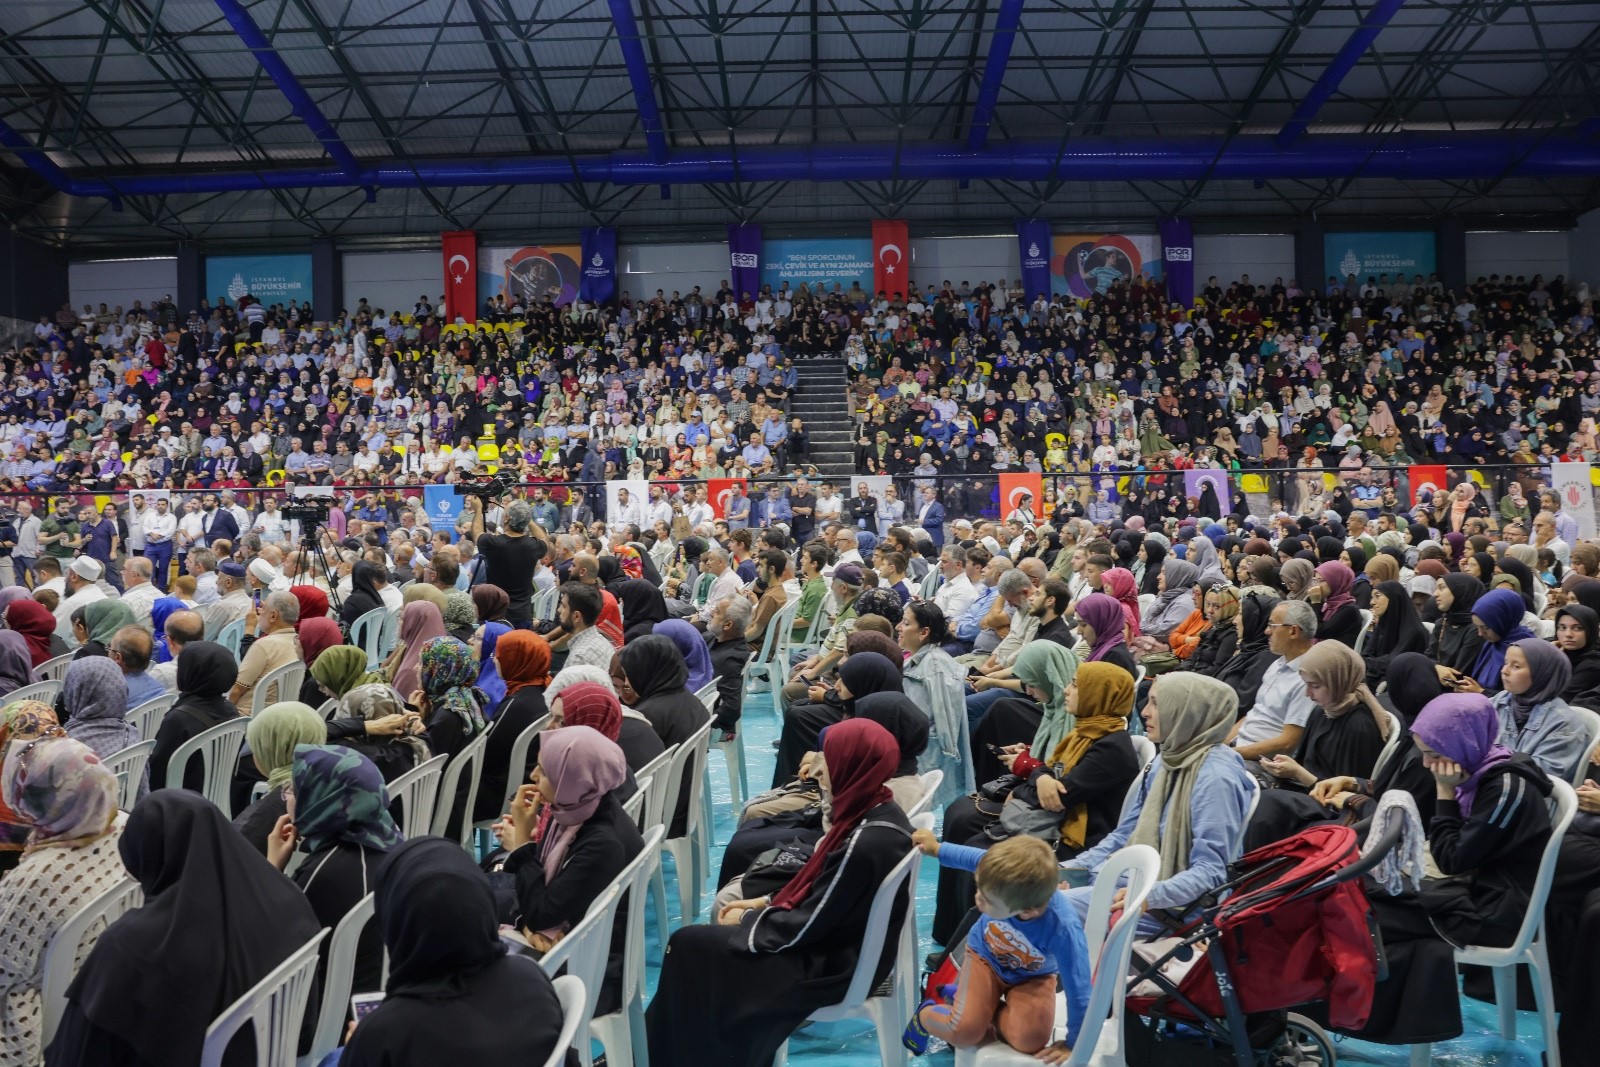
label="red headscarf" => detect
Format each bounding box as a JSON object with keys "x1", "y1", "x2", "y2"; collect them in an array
[
  {"x1": 596, "y1": 590, "x2": 624, "y2": 648},
  {"x1": 290, "y1": 586, "x2": 330, "y2": 632},
  {"x1": 554, "y1": 681, "x2": 620, "y2": 740},
  {"x1": 1099, "y1": 567, "x2": 1143, "y2": 639},
  {"x1": 1316, "y1": 560, "x2": 1355, "y2": 620},
  {"x1": 5, "y1": 600, "x2": 56, "y2": 666},
  {"x1": 297, "y1": 617, "x2": 344, "y2": 670},
  {"x1": 770, "y1": 718, "x2": 899, "y2": 910},
  {"x1": 495, "y1": 630, "x2": 553, "y2": 700}
]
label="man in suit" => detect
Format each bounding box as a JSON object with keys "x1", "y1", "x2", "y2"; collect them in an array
[
  {"x1": 198, "y1": 492, "x2": 239, "y2": 547},
  {"x1": 917, "y1": 485, "x2": 946, "y2": 549}
]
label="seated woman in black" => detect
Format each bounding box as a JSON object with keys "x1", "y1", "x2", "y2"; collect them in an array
[
  {"x1": 1360, "y1": 580, "x2": 1429, "y2": 689},
  {"x1": 471, "y1": 629, "x2": 553, "y2": 824},
  {"x1": 618, "y1": 636, "x2": 709, "y2": 837},
  {"x1": 1342, "y1": 693, "x2": 1554, "y2": 1047},
  {"x1": 1309, "y1": 561, "x2": 1363, "y2": 648},
  {"x1": 1554, "y1": 604, "x2": 1600, "y2": 704},
  {"x1": 1428, "y1": 573, "x2": 1486, "y2": 677},
  {"x1": 647, "y1": 718, "x2": 914, "y2": 1067},
  {"x1": 1256, "y1": 640, "x2": 1389, "y2": 792},
  {"x1": 1214, "y1": 593, "x2": 1280, "y2": 712},
  {"x1": 341, "y1": 838, "x2": 571, "y2": 1066},
  {"x1": 146, "y1": 641, "x2": 241, "y2": 796}
]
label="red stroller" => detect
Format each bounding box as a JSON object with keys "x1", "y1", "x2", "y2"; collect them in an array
[{"x1": 1122, "y1": 822, "x2": 1401, "y2": 1066}]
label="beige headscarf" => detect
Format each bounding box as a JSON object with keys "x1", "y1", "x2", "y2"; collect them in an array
[
  {"x1": 1294, "y1": 641, "x2": 1389, "y2": 738},
  {"x1": 1280, "y1": 558, "x2": 1316, "y2": 600},
  {"x1": 1130, "y1": 674, "x2": 1238, "y2": 880}
]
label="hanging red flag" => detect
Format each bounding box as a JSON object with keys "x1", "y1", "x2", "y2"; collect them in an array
[
  {"x1": 441, "y1": 231, "x2": 478, "y2": 324},
  {"x1": 872, "y1": 219, "x2": 910, "y2": 302}
]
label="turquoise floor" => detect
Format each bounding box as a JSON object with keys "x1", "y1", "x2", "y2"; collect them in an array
[{"x1": 643, "y1": 689, "x2": 1548, "y2": 1067}]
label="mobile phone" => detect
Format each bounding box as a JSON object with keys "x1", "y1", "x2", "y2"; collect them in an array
[
  {"x1": 985, "y1": 743, "x2": 1002, "y2": 755},
  {"x1": 350, "y1": 992, "x2": 385, "y2": 1021}
]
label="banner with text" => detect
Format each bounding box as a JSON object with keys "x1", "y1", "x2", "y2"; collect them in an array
[
  {"x1": 478, "y1": 244, "x2": 581, "y2": 307},
  {"x1": 1051, "y1": 233, "x2": 1163, "y2": 299},
  {"x1": 1016, "y1": 218, "x2": 1052, "y2": 302},
  {"x1": 204, "y1": 254, "x2": 312, "y2": 308},
  {"x1": 423, "y1": 484, "x2": 463, "y2": 543},
  {"x1": 761, "y1": 238, "x2": 874, "y2": 294},
  {"x1": 1324, "y1": 231, "x2": 1437, "y2": 283},
  {"x1": 727, "y1": 223, "x2": 761, "y2": 300},
  {"x1": 441, "y1": 231, "x2": 477, "y2": 323},
  {"x1": 1407, "y1": 464, "x2": 1449, "y2": 505},
  {"x1": 1160, "y1": 217, "x2": 1195, "y2": 306},
  {"x1": 579, "y1": 227, "x2": 617, "y2": 305},
  {"x1": 999, "y1": 473, "x2": 1044, "y2": 520},
  {"x1": 707, "y1": 477, "x2": 748, "y2": 519},
  {"x1": 1552, "y1": 462, "x2": 1598, "y2": 541},
  {"x1": 871, "y1": 219, "x2": 910, "y2": 301}
]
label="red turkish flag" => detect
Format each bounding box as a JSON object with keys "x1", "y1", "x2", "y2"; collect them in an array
[
  {"x1": 441, "y1": 231, "x2": 477, "y2": 324},
  {"x1": 707, "y1": 478, "x2": 748, "y2": 519},
  {"x1": 999, "y1": 473, "x2": 1043, "y2": 520},
  {"x1": 1407, "y1": 464, "x2": 1448, "y2": 506},
  {"x1": 872, "y1": 219, "x2": 910, "y2": 302}
]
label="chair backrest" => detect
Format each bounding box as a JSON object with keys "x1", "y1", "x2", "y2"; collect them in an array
[
  {"x1": 694, "y1": 680, "x2": 717, "y2": 713},
  {"x1": 1497, "y1": 776, "x2": 1577, "y2": 957},
  {"x1": 35, "y1": 653, "x2": 74, "y2": 683},
  {"x1": 1137, "y1": 593, "x2": 1157, "y2": 616},
  {"x1": 166, "y1": 717, "x2": 250, "y2": 807},
  {"x1": 1066, "y1": 844, "x2": 1162, "y2": 1067},
  {"x1": 486, "y1": 714, "x2": 551, "y2": 822},
  {"x1": 387, "y1": 753, "x2": 447, "y2": 839},
  {"x1": 302, "y1": 894, "x2": 376, "y2": 1066},
  {"x1": 660, "y1": 719, "x2": 713, "y2": 845},
  {"x1": 104, "y1": 739, "x2": 156, "y2": 810},
  {"x1": 905, "y1": 769, "x2": 945, "y2": 819},
  {"x1": 623, "y1": 775, "x2": 651, "y2": 827},
  {"x1": 348, "y1": 608, "x2": 387, "y2": 666},
  {"x1": 1238, "y1": 775, "x2": 1263, "y2": 856},
  {"x1": 1354, "y1": 608, "x2": 1375, "y2": 654},
  {"x1": 540, "y1": 882, "x2": 622, "y2": 1030},
  {"x1": 919, "y1": 569, "x2": 941, "y2": 599},
  {"x1": 252, "y1": 662, "x2": 307, "y2": 717},
  {"x1": 126, "y1": 693, "x2": 179, "y2": 741},
  {"x1": 831, "y1": 842, "x2": 921, "y2": 1010},
  {"x1": 636, "y1": 744, "x2": 678, "y2": 834},
  {"x1": 1370, "y1": 709, "x2": 1406, "y2": 780},
  {"x1": 314, "y1": 697, "x2": 340, "y2": 720},
  {"x1": 1128, "y1": 734, "x2": 1156, "y2": 770},
  {"x1": 215, "y1": 620, "x2": 246, "y2": 659},
  {"x1": 533, "y1": 585, "x2": 559, "y2": 622},
  {"x1": 760, "y1": 599, "x2": 799, "y2": 664},
  {"x1": 1565, "y1": 706, "x2": 1600, "y2": 787},
  {"x1": 40, "y1": 877, "x2": 144, "y2": 1049},
  {"x1": 430, "y1": 731, "x2": 490, "y2": 846},
  {"x1": 612, "y1": 825, "x2": 665, "y2": 1008},
  {"x1": 376, "y1": 607, "x2": 402, "y2": 660},
  {"x1": 8, "y1": 679, "x2": 62, "y2": 707},
  {"x1": 200, "y1": 929, "x2": 328, "y2": 1067},
  {"x1": 543, "y1": 975, "x2": 588, "y2": 1067}
]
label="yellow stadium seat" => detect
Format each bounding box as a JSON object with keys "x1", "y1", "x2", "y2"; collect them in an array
[
  {"x1": 1468, "y1": 470, "x2": 1489, "y2": 489},
  {"x1": 439, "y1": 445, "x2": 454, "y2": 456},
  {"x1": 393, "y1": 444, "x2": 406, "y2": 455},
  {"x1": 485, "y1": 464, "x2": 498, "y2": 474},
  {"x1": 121, "y1": 452, "x2": 133, "y2": 464},
  {"x1": 1240, "y1": 474, "x2": 1268, "y2": 494},
  {"x1": 266, "y1": 470, "x2": 285, "y2": 486},
  {"x1": 1045, "y1": 433, "x2": 1065, "y2": 449}
]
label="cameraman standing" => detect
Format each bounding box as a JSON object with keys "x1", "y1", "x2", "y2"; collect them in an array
[{"x1": 468, "y1": 495, "x2": 541, "y2": 628}]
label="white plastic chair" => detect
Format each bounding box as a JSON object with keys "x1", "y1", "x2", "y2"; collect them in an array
[
  {"x1": 299, "y1": 894, "x2": 381, "y2": 1067},
  {"x1": 104, "y1": 739, "x2": 156, "y2": 809},
  {"x1": 7, "y1": 679, "x2": 62, "y2": 707},
  {"x1": 654, "y1": 719, "x2": 713, "y2": 924},
  {"x1": 743, "y1": 600, "x2": 798, "y2": 694},
  {"x1": 387, "y1": 753, "x2": 447, "y2": 839},
  {"x1": 590, "y1": 825, "x2": 665, "y2": 1067},
  {"x1": 200, "y1": 929, "x2": 328, "y2": 1067},
  {"x1": 623, "y1": 774, "x2": 651, "y2": 827},
  {"x1": 1410, "y1": 776, "x2": 1577, "y2": 1067},
  {"x1": 166, "y1": 717, "x2": 250, "y2": 808},
  {"x1": 1136, "y1": 593, "x2": 1157, "y2": 617},
  {"x1": 39, "y1": 877, "x2": 144, "y2": 1049},
  {"x1": 696, "y1": 680, "x2": 747, "y2": 836},
  {"x1": 954, "y1": 843, "x2": 1162, "y2": 1067},
  {"x1": 314, "y1": 697, "x2": 340, "y2": 720},
  {"x1": 1354, "y1": 608, "x2": 1374, "y2": 654},
  {"x1": 545, "y1": 975, "x2": 588, "y2": 1067},
  {"x1": 1128, "y1": 734, "x2": 1156, "y2": 770},
  {"x1": 540, "y1": 882, "x2": 624, "y2": 1067},
  {"x1": 1565, "y1": 706, "x2": 1600, "y2": 787},
  {"x1": 376, "y1": 606, "x2": 402, "y2": 661},
  {"x1": 772, "y1": 832, "x2": 925, "y2": 1067},
  {"x1": 349, "y1": 607, "x2": 387, "y2": 671},
  {"x1": 430, "y1": 731, "x2": 490, "y2": 847},
  {"x1": 637, "y1": 745, "x2": 679, "y2": 933},
  {"x1": 1537, "y1": 617, "x2": 1557, "y2": 639},
  {"x1": 251, "y1": 661, "x2": 307, "y2": 716},
  {"x1": 215, "y1": 619, "x2": 246, "y2": 660},
  {"x1": 34, "y1": 653, "x2": 74, "y2": 683},
  {"x1": 472, "y1": 713, "x2": 552, "y2": 834},
  {"x1": 126, "y1": 692, "x2": 178, "y2": 741},
  {"x1": 1370, "y1": 708, "x2": 1405, "y2": 779},
  {"x1": 905, "y1": 768, "x2": 946, "y2": 819}
]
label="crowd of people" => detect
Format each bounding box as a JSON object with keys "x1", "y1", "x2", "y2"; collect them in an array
[{"x1": 0, "y1": 263, "x2": 1596, "y2": 1066}]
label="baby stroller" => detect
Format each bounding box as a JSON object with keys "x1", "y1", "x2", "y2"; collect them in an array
[{"x1": 1122, "y1": 822, "x2": 1402, "y2": 1067}]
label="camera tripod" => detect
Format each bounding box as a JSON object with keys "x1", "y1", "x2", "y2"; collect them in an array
[{"x1": 291, "y1": 521, "x2": 344, "y2": 617}]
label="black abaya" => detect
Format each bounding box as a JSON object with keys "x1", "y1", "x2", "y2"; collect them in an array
[
  {"x1": 970, "y1": 695, "x2": 1043, "y2": 783},
  {"x1": 622, "y1": 636, "x2": 711, "y2": 836}
]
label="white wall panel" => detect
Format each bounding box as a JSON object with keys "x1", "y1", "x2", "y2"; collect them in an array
[
  {"x1": 69, "y1": 258, "x2": 178, "y2": 316},
  {"x1": 1192, "y1": 233, "x2": 1295, "y2": 288},
  {"x1": 619, "y1": 241, "x2": 727, "y2": 302},
  {"x1": 341, "y1": 250, "x2": 441, "y2": 316},
  {"x1": 1465, "y1": 231, "x2": 1569, "y2": 283},
  {"x1": 908, "y1": 235, "x2": 1017, "y2": 290}
]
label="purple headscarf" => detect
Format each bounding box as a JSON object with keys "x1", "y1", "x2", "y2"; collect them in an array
[
  {"x1": 1075, "y1": 593, "x2": 1128, "y2": 663},
  {"x1": 653, "y1": 618, "x2": 714, "y2": 693},
  {"x1": 0, "y1": 586, "x2": 30, "y2": 613},
  {"x1": 1410, "y1": 693, "x2": 1514, "y2": 813}
]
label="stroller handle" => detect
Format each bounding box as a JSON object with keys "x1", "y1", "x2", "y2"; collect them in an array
[{"x1": 1288, "y1": 819, "x2": 1407, "y2": 903}]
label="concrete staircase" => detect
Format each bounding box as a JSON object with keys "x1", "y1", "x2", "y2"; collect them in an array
[{"x1": 790, "y1": 356, "x2": 855, "y2": 482}]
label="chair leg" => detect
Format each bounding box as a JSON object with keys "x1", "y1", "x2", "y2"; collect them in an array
[
  {"x1": 1491, "y1": 964, "x2": 1518, "y2": 1039},
  {"x1": 650, "y1": 865, "x2": 669, "y2": 934},
  {"x1": 869, "y1": 998, "x2": 909, "y2": 1067},
  {"x1": 1408, "y1": 1043, "x2": 1431, "y2": 1067},
  {"x1": 731, "y1": 738, "x2": 747, "y2": 804},
  {"x1": 629, "y1": 994, "x2": 651, "y2": 1067},
  {"x1": 1527, "y1": 943, "x2": 1561, "y2": 1067},
  {"x1": 772, "y1": 1039, "x2": 789, "y2": 1067},
  {"x1": 595, "y1": 1013, "x2": 631, "y2": 1067}
]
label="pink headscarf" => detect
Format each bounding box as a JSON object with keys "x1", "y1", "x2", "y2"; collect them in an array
[
  {"x1": 537, "y1": 725, "x2": 627, "y2": 888},
  {"x1": 1316, "y1": 561, "x2": 1355, "y2": 620},
  {"x1": 1100, "y1": 567, "x2": 1143, "y2": 638},
  {"x1": 391, "y1": 601, "x2": 446, "y2": 697}
]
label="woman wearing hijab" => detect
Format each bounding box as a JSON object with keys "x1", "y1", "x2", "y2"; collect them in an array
[
  {"x1": 332, "y1": 683, "x2": 431, "y2": 783},
  {"x1": 5, "y1": 600, "x2": 64, "y2": 668},
  {"x1": 1489, "y1": 637, "x2": 1589, "y2": 782},
  {"x1": 310, "y1": 645, "x2": 381, "y2": 707},
  {"x1": 402, "y1": 584, "x2": 448, "y2": 612},
  {"x1": 0, "y1": 702, "x2": 65, "y2": 878},
  {"x1": 933, "y1": 662, "x2": 1141, "y2": 945},
  {"x1": 471, "y1": 584, "x2": 510, "y2": 630},
  {"x1": 339, "y1": 560, "x2": 386, "y2": 629},
  {"x1": 1074, "y1": 593, "x2": 1138, "y2": 676},
  {"x1": 289, "y1": 585, "x2": 330, "y2": 630},
  {"x1": 1098, "y1": 567, "x2": 1141, "y2": 639},
  {"x1": 1137, "y1": 540, "x2": 1167, "y2": 597},
  {"x1": 293, "y1": 617, "x2": 345, "y2": 707},
  {"x1": 648, "y1": 718, "x2": 914, "y2": 1067},
  {"x1": 1450, "y1": 587, "x2": 1536, "y2": 694},
  {"x1": 619, "y1": 635, "x2": 710, "y2": 836},
  {"x1": 388, "y1": 600, "x2": 446, "y2": 700},
  {"x1": 654, "y1": 618, "x2": 714, "y2": 694},
  {"x1": 1186, "y1": 585, "x2": 1240, "y2": 677},
  {"x1": 75, "y1": 600, "x2": 134, "y2": 660},
  {"x1": 1429, "y1": 573, "x2": 1487, "y2": 676},
  {"x1": 617, "y1": 579, "x2": 669, "y2": 644},
  {"x1": 147, "y1": 641, "x2": 240, "y2": 796},
  {"x1": 61, "y1": 656, "x2": 138, "y2": 764},
  {"x1": 0, "y1": 737, "x2": 125, "y2": 1064},
  {"x1": 1309, "y1": 561, "x2": 1362, "y2": 648},
  {"x1": 1555, "y1": 604, "x2": 1600, "y2": 704},
  {"x1": 498, "y1": 725, "x2": 644, "y2": 1015},
  {"x1": 440, "y1": 591, "x2": 478, "y2": 644},
  {"x1": 264, "y1": 745, "x2": 402, "y2": 1006},
  {"x1": 46, "y1": 789, "x2": 322, "y2": 1067},
  {"x1": 549, "y1": 665, "x2": 665, "y2": 773},
  {"x1": 972, "y1": 641, "x2": 1083, "y2": 784},
  {"x1": 1187, "y1": 536, "x2": 1226, "y2": 585},
  {"x1": 413, "y1": 636, "x2": 487, "y2": 765},
  {"x1": 1349, "y1": 694, "x2": 1553, "y2": 1047},
  {"x1": 1138, "y1": 559, "x2": 1200, "y2": 642},
  {"x1": 0, "y1": 632, "x2": 32, "y2": 701},
  {"x1": 1279, "y1": 557, "x2": 1316, "y2": 602},
  {"x1": 1058, "y1": 673, "x2": 1255, "y2": 938},
  {"x1": 1361, "y1": 579, "x2": 1429, "y2": 688},
  {"x1": 473, "y1": 631, "x2": 555, "y2": 824},
  {"x1": 769, "y1": 645, "x2": 902, "y2": 787},
  {"x1": 232, "y1": 701, "x2": 327, "y2": 855},
  {"x1": 1496, "y1": 556, "x2": 1541, "y2": 617},
  {"x1": 149, "y1": 597, "x2": 185, "y2": 664}
]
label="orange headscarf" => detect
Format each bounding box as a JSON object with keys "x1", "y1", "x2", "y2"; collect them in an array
[{"x1": 494, "y1": 630, "x2": 552, "y2": 700}]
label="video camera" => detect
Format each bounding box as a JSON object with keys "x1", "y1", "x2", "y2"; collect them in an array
[
  {"x1": 280, "y1": 497, "x2": 331, "y2": 524},
  {"x1": 455, "y1": 472, "x2": 518, "y2": 502}
]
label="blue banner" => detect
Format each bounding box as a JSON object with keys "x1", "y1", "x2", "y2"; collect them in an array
[
  {"x1": 727, "y1": 223, "x2": 761, "y2": 300},
  {"x1": 1324, "y1": 231, "x2": 1436, "y2": 284},
  {"x1": 579, "y1": 226, "x2": 617, "y2": 304},
  {"x1": 1159, "y1": 217, "x2": 1195, "y2": 305},
  {"x1": 204, "y1": 253, "x2": 313, "y2": 308},
  {"x1": 423, "y1": 485, "x2": 463, "y2": 543},
  {"x1": 760, "y1": 238, "x2": 874, "y2": 294},
  {"x1": 1016, "y1": 218, "x2": 1052, "y2": 302}
]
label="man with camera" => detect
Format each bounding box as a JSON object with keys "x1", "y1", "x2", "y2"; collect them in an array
[{"x1": 467, "y1": 494, "x2": 541, "y2": 628}]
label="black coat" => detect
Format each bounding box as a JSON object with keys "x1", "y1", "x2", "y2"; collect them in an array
[
  {"x1": 473, "y1": 685, "x2": 548, "y2": 824},
  {"x1": 633, "y1": 688, "x2": 710, "y2": 836},
  {"x1": 1315, "y1": 602, "x2": 1363, "y2": 649}
]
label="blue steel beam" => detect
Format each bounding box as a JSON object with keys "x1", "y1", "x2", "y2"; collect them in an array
[
  {"x1": 1277, "y1": 0, "x2": 1407, "y2": 145},
  {"x1": 965, "y1": 0, "x2": 1025, "y2": 152},
  {"x1": 606, "y1": 0, "x2": 670, "y2": 163},
  {"x1": 0, "y1": 119, "x2": 78, "y2": 193},
  {"x1": 7, "y1": 130, "x2": 1600, "y2": 198},
  {"x1": 212, "y1": 0, "x2": 363, "y2": 176}
]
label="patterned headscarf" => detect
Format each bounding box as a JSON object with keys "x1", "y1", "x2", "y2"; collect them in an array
[
  {"x1": 1, "y1": 736, "x2": 117, "y2": 851},
  {"x1": 420, "y1": 637, "x2": 487, "y2": 736},
  {"x1": 62, "y1": 656, "x2": 137, "y2": 762},
  {"x1": 1099, "y1": 567, "x2": 1143, "y2": 638},
  {"x1": 341, "y1": 683, "x2": 431, "y2": 762},
  {"x1": 289, "y1": 743, "x2": 403, "y2": 854},
  {"x1": 0, "y1": 700, "x2": 66, "y2": 851},
  {"x1": 442, "y1": 590, "x2": 478, "y2": 636}
]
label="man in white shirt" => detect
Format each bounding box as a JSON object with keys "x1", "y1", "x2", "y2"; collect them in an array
[
  {"x1": 118, "y1": 557, "x2": 161, "y2": 627},
  {"x1": 931, "y1": 544, "x2": 978, "y2": 620},
  {"x1": 219, "y1": 490, "x2": 252, "y2": 535},
  {"x1": 188, "y1": 548, "x2": 221, "y2": 606},
  {"x1": 814, "y1": 484, "x2": 843, "y2": 525},
  {"x1": 176, "y1": 497, "x2": 205, "y2": 559},
  {"x1": 684, "y1": 486, "x2": 714, "y2": 530},
  {"x1": 12, "y1": 500, "x2": 41, "y2": 588},
  {"x1": 141, "y1": 496, "x2": 178, "y2": 592},
  {"x1": 695, "y1": 547, "x2": 743, "y2": 626},
  {"x1": 54, "y1": 557, "x2": 110, "y2": 644},
  {"x1": 1230, "y1": 599, "x2": 1318, "y2": 760},
  {"x1": 646, "y1": 485, "x2": 674, "y2": 529},
  {"x1": 609, "y1": 487, "x2": 645, "y2": 536},
  {"x1": 198, "y1": 560, "x2": 252, "y2": 639},
  {"x1": 124, "y1": 493, "x2": 150, "y2": 557}
]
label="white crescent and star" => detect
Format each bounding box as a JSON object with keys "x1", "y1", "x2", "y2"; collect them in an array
[
  {"x1": 878, "y1": 243, "x2": 903, "y2": 275},
  {"x1": 1009, "y1": 486, "x2": 1032, "y2": 509},
  {"x1": 447, "y1": 253, "x2": 470, "y2": 283}
]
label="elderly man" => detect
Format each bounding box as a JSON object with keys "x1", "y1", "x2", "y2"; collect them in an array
[
  {"x1": 779, "y1": 563, "x2": 865, "y2": 708},
  {"x1": 1229, "y1": 599, "x2": 1318, "y2": 760},
  {"x1": 706, "y1": 595, "x2": 752, "y2": 739},
  {"x1": 230, "y1": 591, "x2": 303, "y2": 713},
  {"x1": 54, "y1": 557, "x2": 109, "y2": 643},
  {"x1": 198, "y1": 560, "x2": 252, "y2": 640},
  {"x1": 149, "y1": 609, "x2": 205, "y2": 692},
  {"x1": 931, "y1": 544, "x2": 977, "y2": 620},
  {"x1": 944, "y1": 547, "x2": 1004, "y2": 656},
  {"x1": 961, "y1": 568, "x2": 1048, "y2": 725},
  {"x1": 695, "y1": 547, "x2": 743, "y2": 627},
  {"x1": 111, "y1": 624, "x2": 166, "y2": 709},
  {"x1": 118, "y1": 557, "x2": 161, "y2": 628}
]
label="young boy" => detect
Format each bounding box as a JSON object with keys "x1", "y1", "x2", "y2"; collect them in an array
[{"x1": 904, "y1": 832, "x2": 1092, "y2": 1061}]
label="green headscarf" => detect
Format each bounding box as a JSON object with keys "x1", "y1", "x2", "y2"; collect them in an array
[
  {"x1": 83, "y1": 599, "x2": 136, "y2": 647},
  {"x1": 246, "y1": 702, "x2": 328, "y2": 790},
  {"x1": 311, "y1": 645, "x2": 380, "y2": 698},
  {"x1": 442, "y1": 590, "x2": 478, "y2": 635},
  {"x1": 1012, "y1": 641, "x2": 1080, "y2": 759},
  {"x1": 1131, "y1": 674, "x2": 1238, "y2": 880}
]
